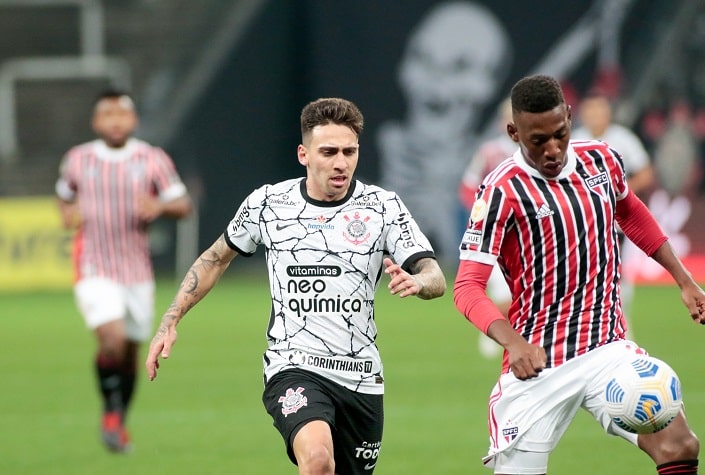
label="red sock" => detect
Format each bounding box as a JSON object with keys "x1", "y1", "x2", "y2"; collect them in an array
[{"x1": 657, "y1": 459, "x2": 698, "y2": 474}]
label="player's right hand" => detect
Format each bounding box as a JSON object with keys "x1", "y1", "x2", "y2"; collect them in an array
[{"x1": 506, "y1": 340, "x2": 546, "y2": 380}]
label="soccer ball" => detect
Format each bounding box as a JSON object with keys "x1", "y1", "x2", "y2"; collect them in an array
[{"x1": 604, "y1": 356, "x2": 682, "y2": 434}]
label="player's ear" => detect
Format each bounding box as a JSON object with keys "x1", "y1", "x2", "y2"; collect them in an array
[
  {"x1": 507, "y1": 122, "x2": 519, "y2": 143},
  {"x1": 297, "y1": 144, "x2": 308, "y2": 166}
]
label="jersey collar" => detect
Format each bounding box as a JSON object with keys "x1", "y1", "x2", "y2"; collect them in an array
[
  {"x1": 299, "y1": 178, "x2": 358, "y2": 207},
  {"x1": 94, "y1": 138, "x2": 138, "y2": 162},
  {"x1": 512, "y1": 144, "x2": 577, "y2": 181}
]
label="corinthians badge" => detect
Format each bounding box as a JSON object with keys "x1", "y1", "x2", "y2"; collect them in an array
[{"x1": 343, "y1": 212, "x2": 371, "y2": 245}]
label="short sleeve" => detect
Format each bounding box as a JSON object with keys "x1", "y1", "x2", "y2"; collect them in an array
[
  {"x1": 224, "y1": 186, "x2": 266, "y2": 256},
  {"x1": 150, "y1": 148, "x2": 188, "y2": 202},
  {"x1": 459, "y1": 184, "x2": 508, "y2": 265},
  {"x1": 383, "y1": 193, "x2": 435, "y2": 272},
  {"x1": 55, "y1": 152, "x2": 77, "y2": 201}
]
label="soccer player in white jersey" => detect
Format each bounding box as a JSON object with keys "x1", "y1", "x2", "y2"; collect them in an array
[
  {"x1": 572, "y1": 89, "x2": 655, "y2": 338},
  {"x1": 454, "y1": 75, "x2": 704, "y2": 475},
  {"x1": 145, "y1": 98, "x2": 446, "y2": 474},
  {"x1": 56, "y1": 90, "x2": 192, "y2": 452}
]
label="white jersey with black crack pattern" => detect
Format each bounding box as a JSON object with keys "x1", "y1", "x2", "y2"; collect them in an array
[{"x1": 224, "y1": 178, "x2": 436, "y2": 394}]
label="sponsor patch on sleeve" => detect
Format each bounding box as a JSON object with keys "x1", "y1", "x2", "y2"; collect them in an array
[
  {"x1": 470, "y1": 198, "x2": 488, "y2": 223},
  {"x1": 460, "y1": 229, "x2": 482, "y2": 249}
]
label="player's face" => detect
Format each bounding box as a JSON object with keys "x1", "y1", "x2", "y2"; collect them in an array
[
  {"x1": 92, "y1": 96, "x2": 138, "y2": 148},
  {"x1": 579, "y1": 96, "x2": 611, "y2": 136},
  {"x1": 298, "y1": 123, "x2": 359, "y2": 201},
  {"x1": 508, "y1": 104, "x2": 572, "y2": 179}
]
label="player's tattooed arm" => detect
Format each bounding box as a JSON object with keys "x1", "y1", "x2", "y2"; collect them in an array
[
  {"x1": 162, "y1": 235, "x2": 238, "y2": 325},
  {"x1": 409, "y1": 257, "x2": 446, "y2": 300}
]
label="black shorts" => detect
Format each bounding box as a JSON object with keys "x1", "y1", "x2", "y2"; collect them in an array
[{"x1": 262, "y1": 368, "x2": 384, "y2": 474}]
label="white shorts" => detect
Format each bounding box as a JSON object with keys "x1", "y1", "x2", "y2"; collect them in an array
[
  {"x1": 483, "y1": 340, "x2": 647, "y2": 474},
  {"x1": 74, "y1": 277, "x2": 155, "y2": 342}
]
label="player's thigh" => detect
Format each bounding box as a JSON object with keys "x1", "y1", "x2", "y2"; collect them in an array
[
  {"x1": 262, "y1": 369, "x2": 336, "y2": 465},
  {"x1": 493, "y1": 396, "x2": 580, "y2": 475},
  {"x1": 581, "y1": 341, "x2": 649, "y2": 446},
  {"x1": 493, "y1": 448, "x2": 549, "y2": 475},
  {"x1": 124, "y1": 281, "x2": 155, "y2": 342},
  {"x1": 331, "y1": 388, "x2": 383, "y2": 474},
  {"x1": 74, "y1": 277, "x2": 126, "y2": 329}
]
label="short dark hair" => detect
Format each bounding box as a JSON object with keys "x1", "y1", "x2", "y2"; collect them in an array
[
  {"x1": 510, "y1": 75, "x2": 565, "y2": 114},
  {"x1": 93, "y1": 89, "x2": 134, "y2": 108},
  {"x1": 300, "y1": 98, "x2": 364, "y2": 142}
]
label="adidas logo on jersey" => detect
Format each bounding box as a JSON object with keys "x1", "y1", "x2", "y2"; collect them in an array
[{"x1": 536, "y1": 203, "x2": 554, "y2": 219}]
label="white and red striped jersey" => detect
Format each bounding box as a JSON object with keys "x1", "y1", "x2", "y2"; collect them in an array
[
  {"x1": 459, "y1": 140, "x2": 629, "y2": 369},
  {"x1": 56, "y1": 138, "x2": 187, "y2": 284}
]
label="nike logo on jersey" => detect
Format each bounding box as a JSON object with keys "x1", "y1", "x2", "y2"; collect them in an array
[
  {"x1": 535, "y1": 203, "x2": 554, "y2": 219},
  {"x1": 364, "y1": 462, "x2": 377, "y2": 470},
  {"x1": 275, "y1": 222, "x2": 296, "y2": 231}
]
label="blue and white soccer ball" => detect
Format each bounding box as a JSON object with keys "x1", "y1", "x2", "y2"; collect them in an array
[{"x1": 604, "y1": 355, "x2": 682, "y2": 434}]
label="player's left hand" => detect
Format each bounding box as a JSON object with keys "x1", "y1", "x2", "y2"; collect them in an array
[
  {"x1": 136, "y1": 193, "x2": 164, "y2": 222},
  {"x1": 384, "y1": 257, "x2": 423, "y2": 298},
  {"x1": 681, "y1": 283, "x2": 705, "y2": 324},
  {"x1": 145, "y1": 319, "x2": 178, "y2": 381}
]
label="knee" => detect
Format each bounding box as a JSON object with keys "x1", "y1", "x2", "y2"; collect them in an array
[
  {"x1": 660, "y1": 431, "x2": 700, "y2": 461},
  {"x1": 679, "y1": 432, "x2": 700, "y2": 460},
  {"x1": 96, "y1": 334, "x2": 128, "y2": 361},
  {"x1": 297, "y1": 446, "x2": 335, "y2": 475}
]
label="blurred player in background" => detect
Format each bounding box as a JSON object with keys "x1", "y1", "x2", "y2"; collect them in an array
[
  {"x1": 572, "y1": 88, "x2": 654, "y2": 337},
  {"x1": 56, "y1": 90, "x2": 192, "y2": 453},
  {"x1": 454, "y1": 75, "x2": 703, "y2": 474},
  {"x1": 572, "y1": 89, "x2": 654, "y2": 195},
  {"x1": 145, "y1": 98, "x2": 446, "y2": 474},
  {"x1": 459, "y1": 98, "x2": 515, "y2": 358}
]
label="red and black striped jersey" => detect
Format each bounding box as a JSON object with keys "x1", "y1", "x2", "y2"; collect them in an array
[{"x1": 459, "y1": 140, "x2": 629, "y2": 368}]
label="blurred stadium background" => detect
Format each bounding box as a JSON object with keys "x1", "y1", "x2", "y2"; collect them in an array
[
  {"x1": 2, "y1": 1, "x2": 705, "y2": 473},
  {"x1": 2, "y1": 0, "x2": 705, "y2": 286}
]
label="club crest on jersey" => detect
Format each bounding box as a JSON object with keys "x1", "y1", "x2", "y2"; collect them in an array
[
  {"x1": 586, "y1": 172, "x2": 608, "y2": 188},
  {"x1": 343, "y1": 212, "x2": 371, "y2": 245},
  {"x1": 585, "y1": 171, "x2": 610, "y2": 202},
  {"x1": 470, "y1": 198, "x2": 488, "y2": 223},
  {"x1": 502, "y1": 426, "x2": 519, "y2": 443},
  {"x1": 278, "y1": 387, "x2": 308, "y2": 417}
]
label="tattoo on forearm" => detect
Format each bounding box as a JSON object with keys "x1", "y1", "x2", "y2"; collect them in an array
[
  {"x1": 411, "y1": 258, "x2": 446, "y2": 299},
  {"x1": 183, "y1": 269, "x2": 199, "y2": 294},
  {"x1": 160, "y1": 236, "x2": 234, "y2": 325}
]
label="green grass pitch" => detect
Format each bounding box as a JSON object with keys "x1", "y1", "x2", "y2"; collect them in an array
[{"x1": 2, "y1": 272, "x2": 703, "y2": 474}]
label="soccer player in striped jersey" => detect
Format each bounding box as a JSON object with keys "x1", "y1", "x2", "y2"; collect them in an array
[
  {"x1": 454, "y1": 75, "x2": 704, "y2": 475},
  {"x1": 56, "y1": 90, "x2": 192, "y2": 453},
  {"x1": 145, "y1": 98, "x2": 446, "y2": 474}
]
